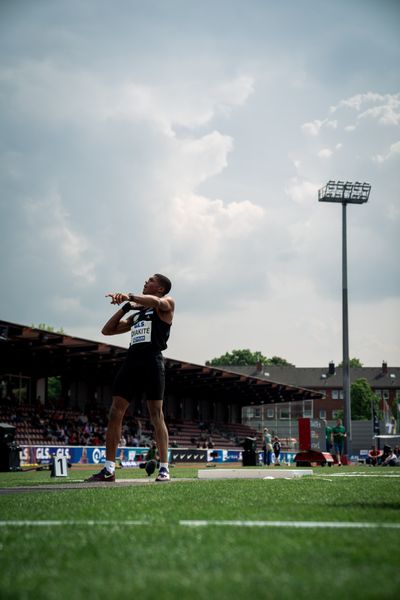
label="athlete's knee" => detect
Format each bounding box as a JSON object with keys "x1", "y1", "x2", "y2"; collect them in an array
[
  {"x1": 148, "y1": 404, "x2": 164, "y2": 425},
  {"x1": 108, "y1": 397, "x2": 128, "y2": 422}
]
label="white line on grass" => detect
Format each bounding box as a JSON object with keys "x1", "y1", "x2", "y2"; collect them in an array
[
  {"x1": 0, "y1": 520, "x2": 147, "y2": 527},
  {"x1": 179, "y1": 520, "x2": 400, "y2": 529},
  {"x1": 316, "y1": 473, "x2": 400, "y2": 478},
  {"x1": 1, "y1": 520, "x2": 399, "y2": 529}
]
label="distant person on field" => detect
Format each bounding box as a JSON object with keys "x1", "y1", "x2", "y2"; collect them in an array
[
  {"x1": 332, "y1": 418, "x2": 346, "y2": 466},
  {"x1": 381, "y1": 447, "x2": 399, "y2": 467},
  {"x1": 262, "y1": 428, "x2": 273, "y2": 466},
  {"x1": 367, "y1": 445, "x2": 382, "y2": 466},
  {"x1": 323, "y1": 419, "x2": 333, "y2": 454},
  {"x1": 272, "y1": 436, "x2": 281, "y2": 465}
]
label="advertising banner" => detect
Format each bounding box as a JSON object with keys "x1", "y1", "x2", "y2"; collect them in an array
[
  {"x1": 19, "y1": 446, "x2": 149, "y2": 466},
  {"x1": 170, "y1": 449, "x2": 208, "y2": 463},
  {"x1": 19, "y1": 446, "x2": 299, "y2": 466}
]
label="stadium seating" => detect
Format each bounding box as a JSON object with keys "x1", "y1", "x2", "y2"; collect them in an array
[{"x1": 0, "y1": 403, "x2": 260, "y2": 449}]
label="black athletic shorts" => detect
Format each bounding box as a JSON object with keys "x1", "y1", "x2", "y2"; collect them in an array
[{"x1": 112, "y1": 350, "x2": 165, "y2": 402}]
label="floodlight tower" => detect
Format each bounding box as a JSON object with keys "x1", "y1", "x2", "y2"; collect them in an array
[{"x1": 318, "y1": 181, "x2": 371, "y2": 458}]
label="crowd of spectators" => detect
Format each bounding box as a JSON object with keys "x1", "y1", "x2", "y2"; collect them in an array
[
  {"x1": 0, "y1": 398, "x2": 154, "y2": 447},
  {"x1": 367, "y1": 444, "x2": 400, "y2": 466}
]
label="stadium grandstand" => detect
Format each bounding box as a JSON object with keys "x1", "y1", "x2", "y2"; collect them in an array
[{"x1": 0, "y1": 319, "x2": 322, "y2": 461}]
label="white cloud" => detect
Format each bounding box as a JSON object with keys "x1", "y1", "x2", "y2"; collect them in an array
[
  {"x1": 301, "y1": 118, "x2": 337, "y2": 136},
  {"x1": 214, "y1": 75, "x2": 255, "y2": 114},
  {"x1": 330, "y1": 92, "x2": 385, "y2": 112},
  {"x1": 301, "y1": 119, "x2": 325, "y2": 136},
  {"x1": 105, "y1": 76, "x2": 255, "y2": 136},
  {"x1": 330, "y1": 92, "x2": 400, "y2": 126},
  {"x1": 373, "y1": 140, "x2": 400, "y2": 163},
  {"x1": 359, "y1": 104, "x2": 400, "y2": 126},
  {"x1": 285, "y1": 178, "x2": 320, "y2": 204},
  {"x1": 165, "y1": 193, "x2": 265, "y2": 286},
  {"x1": 317, "y1": 148, "x2": 333, "y2": 158},
  {"x1": 171, "y1": 131, "x2": 234, "y2": 188},
  {"x1": 1, "y1": 60, "x2": 254, "y2": 137},
  {"x1": 24, "y1": 192, "x2": 96, "y2": 284},
  {"x1": 170, "y1": 193, "x2": 264, "y2": 240}
]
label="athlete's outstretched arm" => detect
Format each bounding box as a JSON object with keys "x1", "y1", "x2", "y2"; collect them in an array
[{"x1": 106, "y1": 292, "x2": 174, "y2": 314}]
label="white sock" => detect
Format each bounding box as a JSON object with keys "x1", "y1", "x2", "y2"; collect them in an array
[
  {"x1": 105, "y1": 460, "x2": 116, "y2": 474},
  {"x1": 160, "y1": 462, "x2": 169, "y2": 471}
]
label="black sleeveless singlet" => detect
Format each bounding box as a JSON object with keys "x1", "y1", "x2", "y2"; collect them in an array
[{"x1": 128, "y1": 307, "x2": 171, "y2": 355}]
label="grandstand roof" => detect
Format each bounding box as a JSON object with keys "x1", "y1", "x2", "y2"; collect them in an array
[
  {"x1": 0, "y1": 320, "x2": 322, "y2": 405},
  {"x1": 224, "y1": 364, "x2": 400, "y2": 390}
]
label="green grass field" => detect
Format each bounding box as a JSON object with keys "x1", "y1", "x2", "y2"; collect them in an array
[{"x1": 1, "y1": 465, "x2": 399, "y2": 600}]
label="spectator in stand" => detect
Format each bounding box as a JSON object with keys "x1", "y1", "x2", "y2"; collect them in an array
[
  {"x1": 207, "y1": 437, "x2": 214, "y2": 449},
  {"x1": 272, "y1": 436, "x2": 281, "y2": 465},
  {"x1": 90, "y1": 433, "x2": 102, "y2": 446},
  {"x1": 367, "y1": 445, "x2": 383, "y2": 466}
]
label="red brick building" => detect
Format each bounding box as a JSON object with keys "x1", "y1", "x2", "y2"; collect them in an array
[{"x1": 226, "y1": 361, "x2": 400, "y2": 422}]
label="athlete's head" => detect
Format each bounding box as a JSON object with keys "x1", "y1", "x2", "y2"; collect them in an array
[
  {"x1": 143, "y1": 274, "x2": 172, "y2": 296},
  {"x1": 154, "y1": 273, "x2": 172, "y2": 295}
]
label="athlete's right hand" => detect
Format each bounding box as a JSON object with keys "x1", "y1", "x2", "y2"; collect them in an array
[{"x1": 106, "y1": 293, "x2": 129, "y2": 305}]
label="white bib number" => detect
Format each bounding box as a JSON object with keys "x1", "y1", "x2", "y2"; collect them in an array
[{"x1": 131, "y1": 319, "x2": 152, "y2": 345}]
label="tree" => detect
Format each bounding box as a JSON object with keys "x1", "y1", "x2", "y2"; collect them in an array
[
  {"x1": 206, "y1": 349, "x2": 294, "y2": 367},
  {"x1": 269, "y1": 356, "x2": 294, "y2": 366},
  {"x1": 350, "y1": 378, "x2": 380, "y2": 420},
  {"x1": 338, "y1": 357, "x2": 363, "y2": 368},
  {"x1": 31, "y1": 323, "x2": 65, "y2": 334},
  {"x1": 47, "y1": 376, "x2": 62, "y2": 402}
]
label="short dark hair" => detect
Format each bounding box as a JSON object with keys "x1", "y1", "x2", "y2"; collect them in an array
[{"x1": 154, "y1": 273, "x2": 172, "y2": 295}]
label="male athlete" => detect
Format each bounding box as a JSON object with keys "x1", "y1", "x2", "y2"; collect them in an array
[{"x1": 86, "y1": 273, "x2": 174, "y2": 482}]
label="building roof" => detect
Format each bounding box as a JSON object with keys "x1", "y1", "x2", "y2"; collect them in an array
[
  {"x1": 222, "y1": 364, "x2": 400, "y2": 390},
  {"x1": 0, "y1": 320, "x2": 322, "y2": 405}
]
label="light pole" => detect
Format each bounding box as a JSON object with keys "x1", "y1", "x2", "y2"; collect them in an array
[{"x1": 318, "y1": 181, "x2": 371, "y2": 458}]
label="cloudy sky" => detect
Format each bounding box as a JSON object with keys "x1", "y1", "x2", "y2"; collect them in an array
[{"x1": 1, "y1": 0, "x2": 399, "y2": 367}]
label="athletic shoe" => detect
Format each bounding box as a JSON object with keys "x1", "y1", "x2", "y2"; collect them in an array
[
  {"x1": 155, "y1": 467, "x2": 170, "y2": 482},
  {"x1": 85, "y1": 467, "x2": 115, "y2": 482}
]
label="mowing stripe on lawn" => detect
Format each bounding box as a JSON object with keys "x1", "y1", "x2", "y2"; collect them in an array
[{"x1": 179, "y1": 520, "x2": 400, "y2": 529}]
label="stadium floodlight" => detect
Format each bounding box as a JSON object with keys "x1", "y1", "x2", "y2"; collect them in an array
[
  {"x1": 318, "y1": 180, "x2": 371, "y2": 204},
  {"x1": 318, "y1": 180, "x2": 371, "y2": 459}
]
